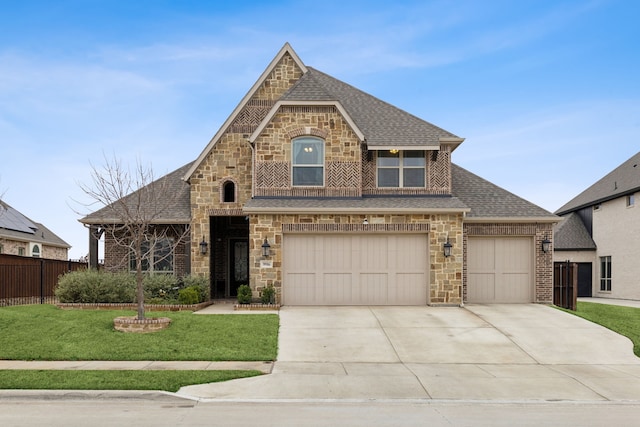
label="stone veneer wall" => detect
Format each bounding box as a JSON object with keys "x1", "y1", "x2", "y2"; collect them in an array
[
  {"x1": 190, "y1": 53, "x2": 305, "y2": 275},
  {"x1": 462, "y1": 222, "x2": 554, "y2": 304},
  {"x1": 0, "y1": 238, "x2": 68, "y2": 260},
  {"x1": 249, "y1": 213, "x2": 464, "y2": 305},
  {"x1": 254, "y1": 107, "x2": 362, "y2": 197}
]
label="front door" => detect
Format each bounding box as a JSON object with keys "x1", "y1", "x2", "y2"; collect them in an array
[
  {"x1": 229, "y1": 239, "x2": 249, "y2": 297},
  {"x1": 577, "y1": 262, "x2": 593, "y2": 297}
]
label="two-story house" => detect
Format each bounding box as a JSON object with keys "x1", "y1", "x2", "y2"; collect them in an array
[
  {"x1": 0, "y1": 201, "x2": 70, "y2": 260},
  {"x1": 81, "y1": 43, "x2": 557, "y2": 305},
  {"x1": 554, "y1": 151, "x2": 640, "y2": 300}
]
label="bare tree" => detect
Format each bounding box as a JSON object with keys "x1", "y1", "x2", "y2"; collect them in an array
[{"x1": 78, "y1": 155, "x2": 190, "y2": 320}]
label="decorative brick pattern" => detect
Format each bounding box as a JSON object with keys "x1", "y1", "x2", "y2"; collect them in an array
[
  {"x1": 428, "y1": 147, "x2": 451, "y2": 192},
  {"x1": 228, "y1": 99, "x2": 275, "y2": 134}
]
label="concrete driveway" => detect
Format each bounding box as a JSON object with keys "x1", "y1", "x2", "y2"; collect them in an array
[{"x1": 178, "y1": 304, "x2": 640, "y2": 401}]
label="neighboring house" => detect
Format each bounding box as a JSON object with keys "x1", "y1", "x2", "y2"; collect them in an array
[
  {"x1": 81, "y1": 43, "x2": 557, "y2": 305},
  {"x1": 0, "y1": 201, "x2": 70, "y2": 260},
  {"x1": 554, "y1": 151, "x2": 640, "y2": 300}
]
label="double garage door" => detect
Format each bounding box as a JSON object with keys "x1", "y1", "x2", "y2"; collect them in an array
[
  {"x1": 283, "y1": 234, "x2": 428, "y2": 305},
  {"x1": 467, "y1": 237, "x2": 534, "y2": 303}
]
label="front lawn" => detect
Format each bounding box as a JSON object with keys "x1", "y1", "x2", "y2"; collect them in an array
[
  {"x1": 560, "y1": 301, "x2": 640, "y2": 357},
  {"x1": 0, "y1": 305, "x2": 278, "y2": 361},
  {"x1": 0, "y1": 304, "x2": 278, "y2": 391},
  {"x1": 0, "y1": 370, "x2": 262, "y2": 392}
]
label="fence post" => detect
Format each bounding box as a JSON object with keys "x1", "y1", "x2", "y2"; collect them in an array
[{"x1": 40, "y1": 258, "x2": 45, "y2": 304}]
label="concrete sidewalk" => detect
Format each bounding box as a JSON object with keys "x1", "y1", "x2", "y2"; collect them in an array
[
  {"x1": 579, "y1": 297, "x2": 640, "y2": 308},
  {"x1": 178, "y1": 304, "x2": 640, "y2": 402},
  {"x1": 0, "y1": 360, "x2": 273, "y2": 373}
]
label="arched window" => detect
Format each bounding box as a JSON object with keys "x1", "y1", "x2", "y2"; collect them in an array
[
  {"x1": 223, "y1": 180, "x2": 236, "y2": 203},
  {"x1": 292, "y1": 137, "x2": 324, "y2": 186}
]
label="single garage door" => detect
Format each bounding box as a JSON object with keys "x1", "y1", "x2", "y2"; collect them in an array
[
  {"x1": 467, "y1": 237, "x2": 533, "y2": 303},
  {"x1": 283, "y1": 234, "x2": 428, "y2": 305}
]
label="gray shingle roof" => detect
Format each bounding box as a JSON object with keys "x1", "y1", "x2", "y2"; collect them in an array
[
  {"x1": 281, "y1": 67, "x2": 459, "y2": 148},
  {"x1": 451, "y1": 164, "x2": 557, "y2": 219},
  {"x1": 556, "y1": 151, "x2": 640, "y2": 215},
  {"x1": 553, "y1": 212, "x2": 596, "y2": 251},
  {"x1": 80, "y1": 162, "x2": 192, "y2": 224},
  {"x1": 0, "y1": 202, "x2": 70, "y2": 248},
  {"x1": 243, "y1": 195, "x2": 469, "y2": 213}
]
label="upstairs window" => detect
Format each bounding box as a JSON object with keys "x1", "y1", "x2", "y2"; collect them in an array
[
  {"x1": 377, "y1": 150, "x2": 426, "y2": 188},
  {"x1": 292, "y1": 137, "x2": 324, "y2": 186},
  {"x1": 627, "y1": 194, "x2": 635, "y2": 207}
]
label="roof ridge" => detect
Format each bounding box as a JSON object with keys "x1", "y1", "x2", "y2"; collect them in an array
[{"x1": 306, "y1": 67, "x2": 459, "y2": 140}]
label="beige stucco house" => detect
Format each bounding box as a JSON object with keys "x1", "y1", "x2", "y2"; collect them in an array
[
  {"x1": 0, "y1": 201, "x2": 70, "y2": 260},
  {"x1": 82, "y1": 43, "x2": 557, "y2": 305},
  {"x1": 555, "y1": 151, "x2": 640, "y2": 300}
]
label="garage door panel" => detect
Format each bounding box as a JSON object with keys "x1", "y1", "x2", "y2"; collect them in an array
[
  {"x1": 467, "y1": 237, "x2": 532, "y2": 303},
  {"x1": 286, "y1": 273, "x2": 317, "y2": 305},
  {"x1": 323, "y1": 273, "x2": 353, "y2": 304},
  {"x1": 467, "y1": 273, "x2": 496, "y2": 302},
  {"x1": 394, "y1": 273, "x2": 427, "y2": 303},
  {"x1": 284, "y1": 234, "x2": 427, "y2": 305}
]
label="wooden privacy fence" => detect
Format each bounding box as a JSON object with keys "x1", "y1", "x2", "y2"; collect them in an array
[
  {"x1": 0, "y1": 254, "x2": 88, "y2": 306},
  {"x1": 554, "y1": 261, "x2": 578, "y2": 311}
]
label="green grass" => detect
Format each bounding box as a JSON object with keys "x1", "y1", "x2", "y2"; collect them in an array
[
  {"x1": 560, "y1": 301, "x2": 640, "y2": 357},
  {"x1": 0, "y1": 305, "x2": 279, "y2": 361},
  {"x1": 0, "y1": 370, "x2": 262, "y2": 392},
  {"x1": 0, "y1": 305, "x2": 279, "y2": 391}
]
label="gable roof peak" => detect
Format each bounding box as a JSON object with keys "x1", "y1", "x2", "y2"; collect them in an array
[{"x1": 183, "y1": 43, "x2": 307, "y2": 181}]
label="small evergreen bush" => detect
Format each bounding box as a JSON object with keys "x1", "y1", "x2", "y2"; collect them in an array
[
  {"x1": 143, "y1": 274, "x2": 179, "y2": 303},
  {"x1": 260, "y1": 285, "x2": 276, "y2": 304},
  {"x1": 237, "y1": 284, "x2": 252, "y2": 304},
  {"x1": 178, "y1": 286, "x2": 200, "y2": 305},
  {"x1": 181, "y1": 274, "x2": 210, "y2": 302}
]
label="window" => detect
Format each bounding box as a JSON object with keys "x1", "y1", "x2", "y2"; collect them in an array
[
  {"x1": 600, "y1": 256, "x2": 612, "y2": 291},
  {"x1": 292, "y1": 137, "x2": 324, "y2": 186},
  {"x1": 18, "y1": 247, "x2": 25, "y2": 256},
  {"x1": 130, "y1": 237, "x2": 174, "y2": 273},
  {"x1": 627, "y1": 194, "x2": 635, "y2": 207},
  {"x1": 223, "y1": 181, "x2": 236, "y2": 203},
  {"x1": 377, "y1": 150, "x2": 426, "y2": 188}
]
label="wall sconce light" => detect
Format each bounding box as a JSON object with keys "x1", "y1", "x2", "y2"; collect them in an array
[
  {"x1": 363, "y1": 218, "x2": 368, "y2": 225},
  {"x1": 261, "y1": 238, "x2": 271, "y2": 258},
  {"x1": 541, "y1": 236, "x2": 551, "y2": 253},
  {"x1": 443, "y1": 236, "x2": 453, "y2": 258},
  {"x1": 199, "y1": 236, "x2": 208, "y2": 255}
]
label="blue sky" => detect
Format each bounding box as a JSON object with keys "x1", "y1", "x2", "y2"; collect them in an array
[{"x1": 1, "y1": 0, "x2": 638, "y2": 259}]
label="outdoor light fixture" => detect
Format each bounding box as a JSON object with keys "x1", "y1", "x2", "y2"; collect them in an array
[
  {"x1": 443, "y1": 236, "x2": 453, "y2": 258},
  {"x1": 261, "y1": 238, "x2": 271, "y2": 258},
  {"x1": 541, "y1": 236, "x2": 551, "y2": 253},
  {"x1": 199, "y1": 236, "x2": 208, "y2": 255}
]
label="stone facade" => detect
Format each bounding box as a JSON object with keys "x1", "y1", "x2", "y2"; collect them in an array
[
  {"x1": 180, "y1": 45, "x2": 554, "y2": 306},
  {"x1": 0, "y1": 238, "x2": 68, "y2": 260}
]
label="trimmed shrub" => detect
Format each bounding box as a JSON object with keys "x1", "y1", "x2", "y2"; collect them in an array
[
  {"x1": 237, "y1": 284, "x2": 252, "y2": 304},
  {"x1": 181, "y1": 274, "x2": 210, "y2": 302},
  {"x1": 143, "y1": 274, "x2": 179, "y2": 303},
  {"x1": 55, "y1": 270, "x2": 135, "y2": 303},
  {"x1": 178, "y1": 286, "x2": 200, "y2": 305},
  {"x1": 260, "y1": 285, "x2": 276, "y2": 304}
]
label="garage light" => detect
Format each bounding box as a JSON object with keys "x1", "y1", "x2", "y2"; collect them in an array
[
  {"x1": 541, "y1": 236, "x2": 551, "y2": 253},
  {"x1": 443, "y1": 236, "x2": 453, "y2": 258},
  {"x1": 262, "y1": 238, "x2": 271, "y2": 258}
]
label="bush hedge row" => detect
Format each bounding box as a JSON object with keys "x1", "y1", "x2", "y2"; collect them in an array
[{"x1": 55, "y1": 270, "x2": 210, "y2": 304}]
